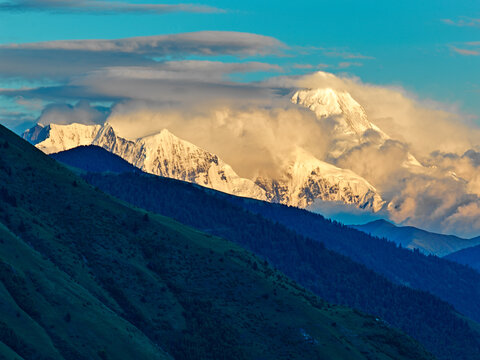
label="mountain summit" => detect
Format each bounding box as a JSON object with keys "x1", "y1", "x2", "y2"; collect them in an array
[
  {"x1": 292, "y1": 88, "x2": 388, "y2": 159},
  {"x1": 292, "y1": 88, "x2": 422, "y2": 171},
  {"x1": 292, "y1": 88, "x2": 383, "y2": 138}
]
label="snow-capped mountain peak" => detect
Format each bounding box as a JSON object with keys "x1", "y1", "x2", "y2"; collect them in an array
[
  {"x1": 292, "y1": 88, "x2": 381, "y2": 138},
  {"x1": 24, "y1": 122, "x2": 102, "y2": 154},
  {"x1": 256, "y1": 147, "x2": 384, "y2": 211},
  {"x1": 291, "y1": 87, "x2": 425, "y2": 173},
  {"x1": 291, "y1": 88, "x2": 391, "y2": 160}
]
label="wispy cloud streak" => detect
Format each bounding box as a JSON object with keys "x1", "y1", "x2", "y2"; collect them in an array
[
  {"x1": 323, "y1": 50, "x2": 374, "y2": 60},
  {"x1": 3, "y1": 31, "x2": 284, "y2": 55},
  {"x1": 0, "y1": 0, "x2": 222, "y2": 14},
  {"x1": 451, "y1": 47, "x2": 480, "y2": 56},
  {"x1": 442, "y1": 17, "x2": 480, "y2": 28}
]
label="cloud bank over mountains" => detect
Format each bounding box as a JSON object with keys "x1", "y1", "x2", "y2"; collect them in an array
[{"x1": 2, "y1": 31, "x2": 480, "y2": 237}]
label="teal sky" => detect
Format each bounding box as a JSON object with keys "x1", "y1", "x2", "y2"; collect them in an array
[{"x1": 0, "y1": 0, "x2": 479, "y2": 129}]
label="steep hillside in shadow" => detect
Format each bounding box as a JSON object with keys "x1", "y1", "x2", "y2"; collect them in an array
[{"x1": 0, "y1": 126, "x2": 435, "y2": 360}]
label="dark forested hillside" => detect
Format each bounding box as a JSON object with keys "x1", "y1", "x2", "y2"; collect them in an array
[
  {"x1": 223, "y1": 196, "x2": 480, "y2": 323},
  {"x1": 81, "y1": 170, "x2": 480, "y2": 360},
  {"x1": 0, "y1": 126, "x2": 436, "y2": 360}
]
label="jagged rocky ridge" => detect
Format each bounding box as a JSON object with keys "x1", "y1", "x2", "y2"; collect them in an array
[{"x1": 24, "y1": 123, "x2": 266, "y2": 200}]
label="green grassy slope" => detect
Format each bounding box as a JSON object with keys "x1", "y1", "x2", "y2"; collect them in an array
[
  {"x1": 0, "y1": 124, "x2": 433, "y2": 360},
  {"x1": 0, "y1": 222, "x2": 170, "y2": 360}
]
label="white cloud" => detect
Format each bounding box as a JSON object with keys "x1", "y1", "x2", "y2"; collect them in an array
[
  {"x1": 38, "y1": 101, "x2": 110, "y2": 126},
  {"x1": 106, "y1": 101, "x2": 327, "y2": 179}
]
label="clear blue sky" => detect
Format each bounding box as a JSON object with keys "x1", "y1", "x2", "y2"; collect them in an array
[{"x1": 0, "y1": 0, "x2": 479, "y2": 127}]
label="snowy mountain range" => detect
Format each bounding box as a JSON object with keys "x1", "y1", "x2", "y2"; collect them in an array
[
  {"x1": 24, "y1": 122, "x2": 267, "y2": 200},
  {"x1": 23, "y1": 88, "x2": 390, "y2": 211}
]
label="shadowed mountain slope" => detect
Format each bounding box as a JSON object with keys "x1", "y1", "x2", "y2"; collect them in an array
[
  {"x1": 445, "y1": 245, "x2": 480, "y2": 273},
  {"x1": 50, "y1": 145, "x2": 138, "y2": 174},
  {"x1": 352, "y1": 219, "x2": 480, "y2": 256},
  {"x1": 0, "y1": 126, "x2": 435, "y2": 359}
]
